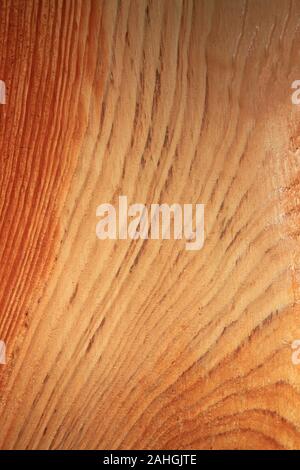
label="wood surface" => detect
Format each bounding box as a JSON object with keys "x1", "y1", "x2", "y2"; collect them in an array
[{"x1": 1, "y1": 0, "x2": 300, "y2": 450}]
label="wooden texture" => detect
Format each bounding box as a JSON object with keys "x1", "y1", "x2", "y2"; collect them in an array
[{"x1": 1, "y1": 0, "x2": 300, "y2": 450}]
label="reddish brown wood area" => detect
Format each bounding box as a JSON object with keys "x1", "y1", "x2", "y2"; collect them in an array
[{"x1": 1, "y1": 0, "x2": 300, "y2": 450}]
